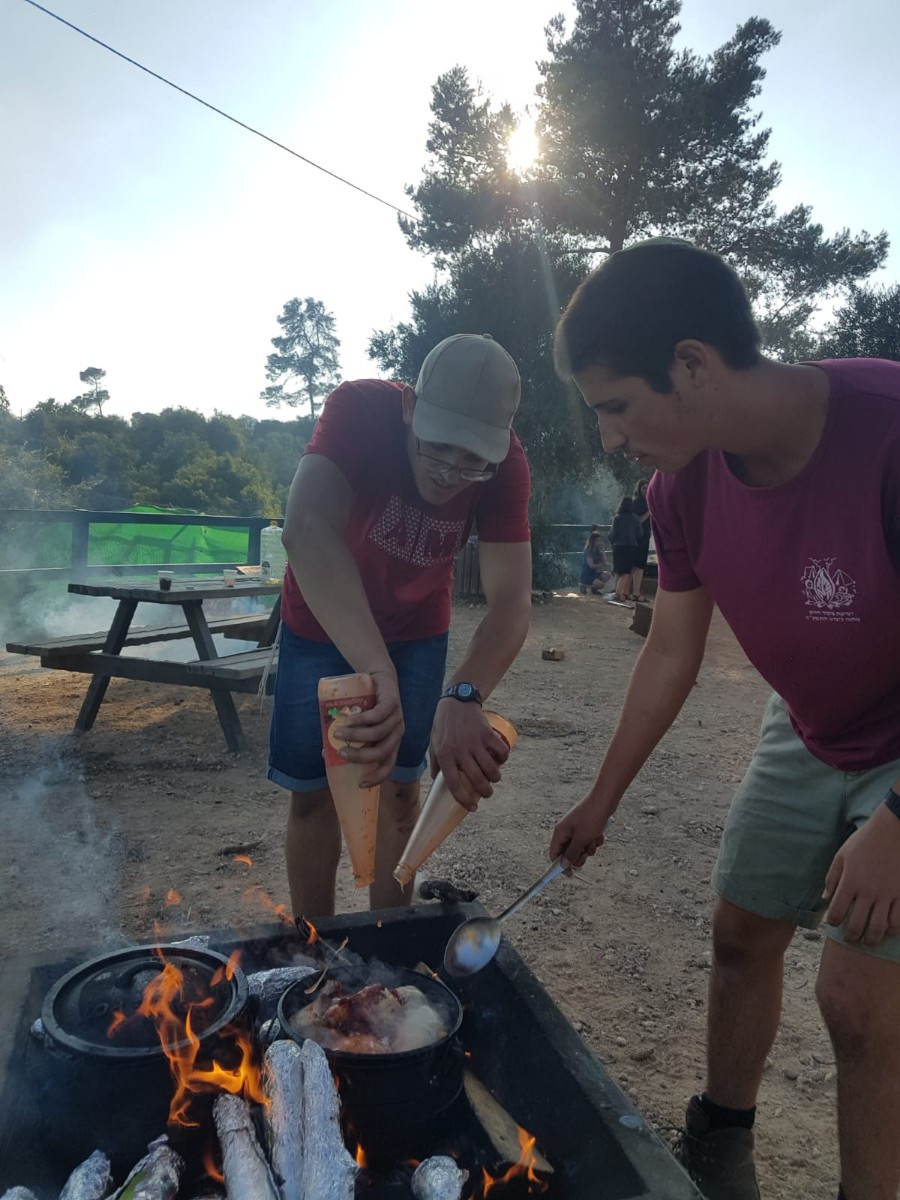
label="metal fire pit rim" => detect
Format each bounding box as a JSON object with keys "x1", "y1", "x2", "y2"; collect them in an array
[{"x1": 41, "y1": 943, "x2": 249, "y2": 1061}]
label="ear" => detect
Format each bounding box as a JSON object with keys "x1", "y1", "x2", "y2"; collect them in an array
[
  {"x1": 671, "y1": 339, "x2": 712, "y2": 388},
  {"x1": 401, "y1": 385, "x2": 416, "y2": 427}
]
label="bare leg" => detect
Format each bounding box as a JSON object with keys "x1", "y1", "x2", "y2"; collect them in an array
[
  {"x1": 632, "y1": 566, "x2": 644, "y2": 599},
  {"x1": 705, "y1": 898, "x2": 795, "y2": 1107},
  {"x1": 817, "y1": 940, "x2": 900, "y2": 1199},
  {"x1": 370, "y1": 780, "x2": 421, "y2": 910},
  {"x1": 286, "y1": 788, "x2": 341, "y2": 918},
  {"x1": 615, "y1": 573, "x2": 630, "y2": 601}
]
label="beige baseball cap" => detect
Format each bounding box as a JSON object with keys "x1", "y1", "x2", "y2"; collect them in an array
[{"x1": 412, "y1": 334, "x2": 521, "y2": 463}]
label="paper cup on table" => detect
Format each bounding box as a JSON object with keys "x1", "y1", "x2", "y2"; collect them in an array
[
  {"x1": 223, "y1": 569, "x2": 237, "y2": 587},
  {"x1": 158, "y1": 570, "x2": 174, "y2": 591},
  {"x1": 393, "y1": 710, "x2": 517, "y2": 887},
  {"x1": 318, "y1": 674, "x2": 380, "y2": 888}
]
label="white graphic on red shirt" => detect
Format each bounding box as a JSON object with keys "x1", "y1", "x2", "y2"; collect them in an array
[
  {"x1": 802, "y1": 558, "x2": 857, "y2": 611},
  {"x1": 369, "y1": 495, "x2": 466, "y2": 567}
]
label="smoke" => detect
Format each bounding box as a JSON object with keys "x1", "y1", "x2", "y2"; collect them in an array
[{"x1": 0, "y1": 739, "x2": 128, "y2": 958}]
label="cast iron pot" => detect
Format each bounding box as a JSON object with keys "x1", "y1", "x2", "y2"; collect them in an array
[
  {"x1": 277, "y1": 965, "x2": 464, "y2": 1163},
  {"x1": 36, "y1": 944, "x2": 249, "y2": 1178}
]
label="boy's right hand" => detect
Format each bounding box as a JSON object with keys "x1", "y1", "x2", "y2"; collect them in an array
[
  {"x1": 550, "y1": 795, "x2": 613, "y2": 868},
  {"x1": 336, "y1": 668, "x2": 405, "y2": 787}
]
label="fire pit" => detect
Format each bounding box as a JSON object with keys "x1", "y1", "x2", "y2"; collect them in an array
[{"x1": 0, "y1": 902, "x2": 702, "y2": 1198}]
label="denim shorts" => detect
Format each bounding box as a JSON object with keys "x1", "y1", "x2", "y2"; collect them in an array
[
  {"x1": 267, "y1": 625, "x2": 449, "y2": 794},
  {"x1": 714, "y1": 693, "x2": 900, "y2": 962}
]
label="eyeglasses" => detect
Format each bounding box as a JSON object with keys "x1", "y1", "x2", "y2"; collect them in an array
[{"x1": 415, "y1": 438, "x2": 498, "y2": 484}]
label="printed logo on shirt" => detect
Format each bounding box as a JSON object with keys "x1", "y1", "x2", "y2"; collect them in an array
[
  {"x1": 368, "y1": 494, "x2": 466, "y2": 567},
  {"x1": 801, "y1": 557, "x2": 860, "y2": 623}
]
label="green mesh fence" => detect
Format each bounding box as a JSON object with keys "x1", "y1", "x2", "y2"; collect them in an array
[{"x1": 88, "y1": 507, "x2": 251, "y2": 568}]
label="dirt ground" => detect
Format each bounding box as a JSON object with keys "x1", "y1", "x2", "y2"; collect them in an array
[{"x1": 0, "y1": 596, "x2": 841, "y2": 1198}]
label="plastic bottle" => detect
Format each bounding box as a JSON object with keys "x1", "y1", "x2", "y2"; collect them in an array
[
  {"x1": 393, "y1": 711, "x2": 517, "y2": 887},
  {"x1": 260, "y1": 520, "x2": 288, "y2": 583},
  {"x1": 318, "y1": 673, "x2": 380, "y2": 888}
]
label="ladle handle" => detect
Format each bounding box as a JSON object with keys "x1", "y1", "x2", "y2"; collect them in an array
[{"x1": 497, "y1": 858, "x2": 567, "y2": 925}]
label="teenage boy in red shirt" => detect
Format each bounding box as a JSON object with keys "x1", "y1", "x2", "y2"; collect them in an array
[
  {"x1": 270, "y1": 335, "x2": 532, "y2": 919},
  {"x1": 552, "y1": 240, "x2": 900, "y2": 1200}
]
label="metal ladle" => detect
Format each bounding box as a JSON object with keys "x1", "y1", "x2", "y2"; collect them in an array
[{"x1": 443, "y1": 858, "x2": 568, "y2": 977}]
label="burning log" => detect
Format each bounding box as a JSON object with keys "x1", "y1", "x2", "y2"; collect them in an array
[
  {"x1": 411, "y1": 1156, "x2": 467, "y2": 1200},
  {"x1": 463, "y1": 1071, "x2": 554, "y2": 1177},
  {"x1": 262, "y1": 1040, "x2": 305, "y2": 1200},
  {"x1": 59, "y1": 1149, "x2": 112, "y2": 1199},
  {"x1": 296, "y1": 1039, "x2": 358, "y2": 1199},
  {"x1": 212, "y1": 1094, "x2": 280, "y2": 1200},
  {"x1": 109, "y1": 1134, "x2": 184, "y2": 1200}
]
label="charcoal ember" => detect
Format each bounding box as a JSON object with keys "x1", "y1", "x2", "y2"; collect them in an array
[{"x1": 418, "y1": 879, "x2": 479, "y2": 904}]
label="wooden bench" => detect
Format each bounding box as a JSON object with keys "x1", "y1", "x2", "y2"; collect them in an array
[
  {"x1": 6, "y1": 613, "x2": 270, "y2": 658},
  {"x1": 185, "y1": 647, "x2": 279, "y2": 691}
]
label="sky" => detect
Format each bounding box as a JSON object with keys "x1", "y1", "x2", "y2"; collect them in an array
[{"x1": 2, "y1": 0, "x2": 899, "y2": 421}]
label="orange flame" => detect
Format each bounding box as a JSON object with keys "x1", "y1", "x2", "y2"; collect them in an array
[
  {"x1": 479, "y1": 1125, "x2": 550, "y2": 1195},
  {"x1": 128, "y1": 949, "x2": 266, "y2": 1127},
  {"x1": 234, "y1": 854, "x2": 253, "y2": 867},
  {"x1": 355, "y1": 1143, "x2": 368, "y2": 1168},
  {"x1": 210, "y1": 949, "x2": 242, "y2": 988},
  {"x1": 243, "y1": 884, "x2": 294, "y2": 926},
  {"x1": 107, "y1": 1009, "x2": 127, "y2": 1038},
  {"x1": 165, "y1": 889, "x2": 182, "y2": 907},
  {"x1": 202, "y1": 1145, "x2": 224, "y2": 1183}
]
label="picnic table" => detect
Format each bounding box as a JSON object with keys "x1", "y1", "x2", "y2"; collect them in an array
[{"x1": 6, "y1": 576, "x2": 282, "y2": 753}]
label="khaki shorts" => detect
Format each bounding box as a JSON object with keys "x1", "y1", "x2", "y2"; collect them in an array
[{"x1": 713, "y1": 693, "x2": 900, "y2": 962}]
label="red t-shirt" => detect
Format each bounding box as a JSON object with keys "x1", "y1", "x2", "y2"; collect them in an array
[
  {"x1": 649, "y1": 359, "x2": 900, "y2": 771},
  {"x1": 281, "y1": 380, "x2": 531, "y2": 643}
]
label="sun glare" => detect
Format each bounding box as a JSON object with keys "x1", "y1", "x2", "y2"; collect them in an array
[{"x1": 506, "y1": 120, "x2": 539, "y2": 174}]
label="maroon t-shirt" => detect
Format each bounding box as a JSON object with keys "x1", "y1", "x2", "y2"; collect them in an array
[
  {"x1": 649, "y1": 359, "x2": 900, "y2": 771},
  {"x1": 281, "y1": 380, "x2": 531, "y2": 643}
]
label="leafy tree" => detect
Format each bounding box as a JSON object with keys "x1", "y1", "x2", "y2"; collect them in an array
[
  {"x1": 261, "y1": 297, "x2": 341, "y2": 418},
  {"x1": 72, "y1": 366, "x2": 110, "y2": 416},
  {"x1": 395, "y1": 1, "x2": 886, "y2": 365},
  {"x1": 817, "y1": 284, "x2": 900, "y2": 361},
  {"x1": 0, "y1": 383, "x2": 8, "y2": 412}
]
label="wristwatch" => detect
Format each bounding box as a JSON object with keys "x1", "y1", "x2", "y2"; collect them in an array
[{"x1": 440, "y1": 682, "x2": 483, "y2": 706}]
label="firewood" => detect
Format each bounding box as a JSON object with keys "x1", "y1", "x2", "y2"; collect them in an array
[
  {"x1": 411, "y1": 1156, "x2": 467, "y2": 1199},
  {"x1": 262, "y1": 1040, "x2": 305, "y2": 1200},
  {"x1": 212, "y1": 1094, "x2": 279, "y2": 1200},
  {"x1": 463, "y1": 1070, "x2": 554, "y2": 1175}
]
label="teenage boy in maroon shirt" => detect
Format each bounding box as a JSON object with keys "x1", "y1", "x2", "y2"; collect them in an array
[
  {"x1": 270, "y1": 334, "x2": 532, "y2": 920},
  {"x1": 551, "y1": 240, "x2": 900, "y2": 1200}
]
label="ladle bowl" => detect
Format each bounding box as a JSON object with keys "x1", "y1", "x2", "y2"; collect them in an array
[{"x1": 443, "y1": 858, "x2": 567, "y2": 977}]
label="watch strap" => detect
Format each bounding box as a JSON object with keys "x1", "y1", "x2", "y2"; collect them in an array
[{"x1": 884, "y1": 785, "x2": 900, "y2": 821}]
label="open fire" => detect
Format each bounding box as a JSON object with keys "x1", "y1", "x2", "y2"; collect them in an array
[
  {"x1": 0, "y1": 903, "x2": 703, "y2": 1199},
  {"x1": 47, "y1": 935, "x2": 555, "y2": 1199}
]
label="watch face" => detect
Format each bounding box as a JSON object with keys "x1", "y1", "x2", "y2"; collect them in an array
[{"x1": 456, "y1": 683, "x2": 475, "y2": 699}]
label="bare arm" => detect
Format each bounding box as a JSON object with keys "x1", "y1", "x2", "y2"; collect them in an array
[
  {"x1": 551, "y1": 585, "x2": 714, "y2": 865},
  {"x1": 431, "y1": 540, "x2": 533, "y2": 807},
  {"x1": 281, "y1": 454, "x2": 402, "y2": 783}
]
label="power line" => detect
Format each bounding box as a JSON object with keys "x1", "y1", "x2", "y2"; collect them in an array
[{"x1": 19, "y1": 0, "x2": 420, "y2": 223}]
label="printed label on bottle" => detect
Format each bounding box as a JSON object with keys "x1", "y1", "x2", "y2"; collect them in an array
[{"x1": 319, "y1": 694, "x2": 376, "y2": 767}]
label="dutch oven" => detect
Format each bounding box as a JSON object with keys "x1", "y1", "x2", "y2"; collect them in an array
[
  {"x1": 277, "y1": 965, "x2": 464, "y2": 1162},
  {"x1": 36, "y1": 944, "x2": 249, "y2": 1176}
]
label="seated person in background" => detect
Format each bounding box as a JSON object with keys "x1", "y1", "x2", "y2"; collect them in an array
[{"x1": 580, "y1": 529, "x2": 611, "y2": 593}]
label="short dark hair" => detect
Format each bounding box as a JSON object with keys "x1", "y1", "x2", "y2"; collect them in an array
[{"x1": 555, "y1": 240, "x2": 762, "y2": 392}]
